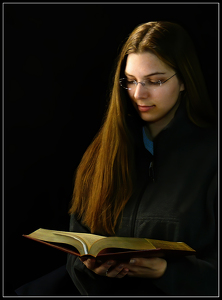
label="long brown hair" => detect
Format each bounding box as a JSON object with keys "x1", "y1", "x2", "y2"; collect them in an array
[{"x1": 69, "y1": 21, "x2": 216, "y2": 235}]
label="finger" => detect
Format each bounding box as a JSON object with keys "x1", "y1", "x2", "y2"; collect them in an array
[
  {"x1": 83, "y1": 258, "x2": 96, "y2": 269},
  {"x1": 106, "y1": 264, "x2": 129, "y2": 278},
  {"x1": 84, "y1": 259, "x2": 116, "y2": 276},
  {"x1": 126, "y1": 257, "x2": 167, "y2": 278},
  {"x1": 95, "y1": 260, "x2": 117, "y2": 276},
  {"x1": 128, "y1": 257, "x2": 163, "y2": 268},
  {"x1": 115, "y1": 267, "x2": 129, "y2": 278}
]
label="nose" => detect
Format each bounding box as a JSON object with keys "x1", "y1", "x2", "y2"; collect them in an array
[{"x1": 133, "y1": 83, "x2": 149, "y2": 100}]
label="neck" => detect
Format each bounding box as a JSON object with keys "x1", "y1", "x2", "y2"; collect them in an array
[{"x1": 146, "y1": 123, "x2": 165, "y2": 140}]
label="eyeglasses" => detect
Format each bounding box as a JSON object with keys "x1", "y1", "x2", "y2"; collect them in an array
[{"x1": 119, "y1": 73, "x2": 177, "y2": 91}]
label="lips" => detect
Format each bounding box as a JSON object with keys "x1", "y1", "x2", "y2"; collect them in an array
[{"x1": 137, "y1": 105, "x2": 154, "y2": 112}]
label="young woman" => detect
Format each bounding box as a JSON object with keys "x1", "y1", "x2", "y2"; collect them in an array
[{"x1": 66, "y1": 21, "x2": 218, "y2": 296}]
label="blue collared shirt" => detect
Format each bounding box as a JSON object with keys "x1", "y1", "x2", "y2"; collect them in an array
[{"x1": 142, "y1": 127, "x2": 154, "y2": 155}]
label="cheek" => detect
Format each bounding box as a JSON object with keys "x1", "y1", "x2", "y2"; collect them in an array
[
  {"x1": 155, "y1": 85, "x2": 181, "y2": 105},
  {"x1": 127, "y1": 90, "x2": 134, "y2": 98}
]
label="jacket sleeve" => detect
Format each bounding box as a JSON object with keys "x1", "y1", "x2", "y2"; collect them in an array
[
  {"x1": 152, "y1": 252, "x2": 218, "y2": 296},
  {"x1": 152, "y1": 174, "x2": 218, "y2": 296}
]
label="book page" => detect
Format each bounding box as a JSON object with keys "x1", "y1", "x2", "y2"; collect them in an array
[
  {"x1": 90, "y1": 236, "x2": 157, "y2": 257},
  {"x1": 147, "y1": 239, "x2": 195, "y2": 251},
  {"x1": 53, "y1": 231, "x2": 107, "y2": 253},
  {"x1": 26, "y1": 228, "x2": 85, "y2": 255}
]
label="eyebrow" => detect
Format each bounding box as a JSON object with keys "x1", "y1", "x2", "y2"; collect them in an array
[{"x1": 125, "y1": 71, "x2": 166, "y2": 77}]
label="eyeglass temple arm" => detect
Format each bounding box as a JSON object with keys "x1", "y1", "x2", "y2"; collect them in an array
[{"x1": 163, "y1": 73, "x2": 177, "y2": 84}]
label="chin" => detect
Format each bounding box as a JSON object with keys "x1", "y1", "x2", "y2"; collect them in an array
[{"x1": 138, "y1": 112, "x2": 156, "y2": 123}]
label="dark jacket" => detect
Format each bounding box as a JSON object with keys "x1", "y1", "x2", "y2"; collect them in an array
[{"x1": 66, "y1": 101, "x2": 218, "y2": 296}]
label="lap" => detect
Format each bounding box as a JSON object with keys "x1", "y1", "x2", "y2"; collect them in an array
[{"x1": 15, "y1": 265, "x2": 80, "y2": 296}]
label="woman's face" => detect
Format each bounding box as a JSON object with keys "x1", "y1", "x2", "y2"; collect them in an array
[{"x1": 125, "y1": 52, "x2": 184, "y2": 135}]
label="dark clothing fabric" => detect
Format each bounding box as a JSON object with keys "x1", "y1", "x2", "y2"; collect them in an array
[
  {"x1": 66, "y1": 101, "x2": 218, "y2": 296},
  {"x1": 15, "y1": 265, "x2": 81, "y2": 296}
]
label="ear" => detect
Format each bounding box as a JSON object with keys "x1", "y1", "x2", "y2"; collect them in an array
[{"x1": 179, "y1": 82, "x2": 185, "y2": 92}]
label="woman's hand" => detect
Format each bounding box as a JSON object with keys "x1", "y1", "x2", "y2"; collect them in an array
[
  {"x1": 80, "y1": 257, "x2": 129, "y2": 278},
  {"x1": 125, "y1": 257, "x2": 167, "y2": 278},
  {"x1": 80, "y1": 257, "x2": 167, "y2": 279}
]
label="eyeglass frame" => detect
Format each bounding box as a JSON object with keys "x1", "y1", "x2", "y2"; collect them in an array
[{"x1": 119, "y1": 73, "x2": 177, "y2": 90}]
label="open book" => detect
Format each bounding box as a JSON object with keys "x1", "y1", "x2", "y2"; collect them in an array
[{"x1": 23, "y1": 228, "x2": 196, "y2": 262}]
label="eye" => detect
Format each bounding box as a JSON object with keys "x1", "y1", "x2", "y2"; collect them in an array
[
  {"x1": 148, "y1": 79, "x2": 162, "y2": 85},
  {"x1": 126, "y1": 79, "x2": 136, "y2": 85}
]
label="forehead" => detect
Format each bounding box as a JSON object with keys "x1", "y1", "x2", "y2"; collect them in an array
[{"x1": 125, "y1": 52, "x2": 172, "y2": 76}]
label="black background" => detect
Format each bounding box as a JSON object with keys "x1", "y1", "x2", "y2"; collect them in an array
[{"x1": 3, "y1": 2, "x2": 218, "y2": 296}]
